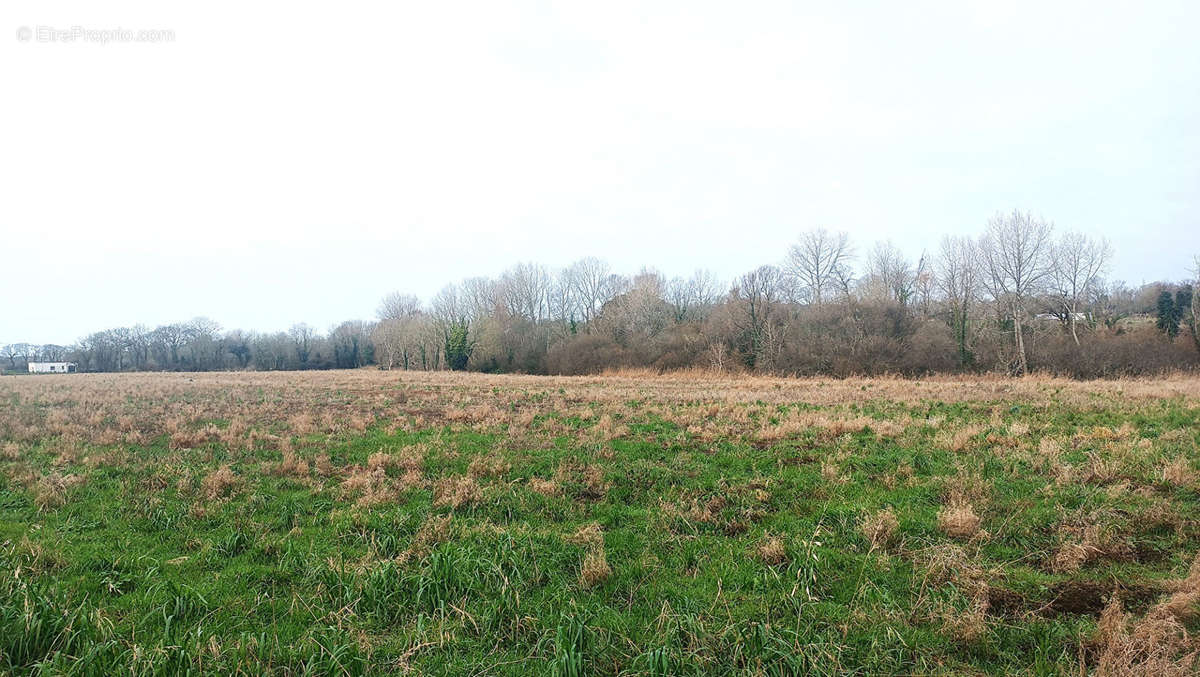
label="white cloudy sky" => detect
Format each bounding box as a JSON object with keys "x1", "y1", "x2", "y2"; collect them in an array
[{"x1": 2, "y1": 1, "x2": 1198, "y2": 344}]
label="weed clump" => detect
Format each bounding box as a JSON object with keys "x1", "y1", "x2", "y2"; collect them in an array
[
  {"x1": 468, "y1": 453, "x2": 511, "y2": 479},
  {"x1": 580, "y1": 549, "x2": 612, "y2": 588},
  {"x1": 201, "y1": 465, "x2": 239, "y2": 500},
  {"x1": 554, "y1": 460, "x2": 609, "y2": 500},
  {"x1": 937, "y1": 500, "x2": 981, "y2": 540},
  {"x1": 861, "y1": 507, "x2": 900, "y2": 551},
  {"x1": 34, "y1": 473, "x2": 85, "y2": 511},
  {"x1": 270, "y1": 451, "x2": 310, "y2": 478},
  {"x1": 1159, "y1": 457, "x2": 1195, "y2": 488},
  {"x1": 433, "y1": 475, "x2": 481, "y2": 509},
  {"x1": 566, "y1": 523, "x2": 605, "y2": 549},
  {"x1": 1094, "y1": 599, "x2": 1197, "y2": 676},
  {"x1": 528, "y1": 477, "x2": 561, "y2": 497},
  {"x1": 756, "y1": 534, "x2": 788, "y2": 565}
]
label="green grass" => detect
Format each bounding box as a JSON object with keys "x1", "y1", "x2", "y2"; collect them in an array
[{"x1": 1, "y1": 373, "x2": 1199, "y2": 674}]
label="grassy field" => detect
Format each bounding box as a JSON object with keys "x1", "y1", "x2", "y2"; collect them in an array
[{"x1": 1, "y1": 370, "x2": 1199, "y2": 675}]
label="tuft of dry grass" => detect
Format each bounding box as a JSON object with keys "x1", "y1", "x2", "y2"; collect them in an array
[
  {"x1": 936, "y1": 424, "x2": 983, "y2": 452},
  {"x1": 861, "y1": 507, "x2": 900, "y2": 551},
  {"x1": 565, "y1": 522, "x2": 611, "y2": 588},
  {"x1": 405, "y1": 514, "x2": 454, "y2": 560},
  {"x1": 756, "y1": 534, "x2": 788, "y2": 565},
  {"x1": 820, "y1": 459, "x2": 846, "y2": 485},
  {"x1": 593, "y1": 413, "x2": 629, "y2": 441},
  {"x1": 200, "y1": 465, "x2": 239, "y2": 501},
  {"x1": 1160, "y1": 552, "x2": 1200, "y2": 623},
  {"x1": 528, "y1": 477, "x2": 561, "y2": 497},
  {"x1": 941, "y1": 593, "x2": 989, "y2": 644},
  {"x1": 341, "y1": 466, "x2": 397, "y2": 508},
  {"x1": 554, "y1": 460, "x2": 609, "y2": 500},
  {"x1": 1, "y1": 442, "x2": 20, "y2": 460},
  {"x1": 270, "y1": 451, "x2": 310, "y2": 478},
  {"x1": 1092, "y1": 553, "x2": 1200, "y2": 675},
  {"x1": 1051, "y1": 510, "x2": 1132, "y2": 573},
  {"x1": 580, "y1": 548, "x2": 612, "y2": 588},
  {"x1": 433, "y1": 475, "x2": 481, "y2": 509},
  {"x1": 937, "y1": 500, "x2": 981, "y2": 540},
  {"x1": 467, "y1": 453, "x2": 511, "y2": 479},
  {"x1": 34, "y1": 472, "x2": 86, "y2": 511},
  {"x1": 314, "y1": 453, "x2": 334, "y2": 477},
  {"x1": 566, "y1": 522, "x2": 605, "y2": 549},
  {"x1": 1038, "y1": 437, "x2": 1063, "y2": 458},
  {"x1": 1159, "y1": 457, "x2": 1196, "y2": 488},
  {"x1": 1094, "y1": 599, "x2": 1198, "y2": 676}
]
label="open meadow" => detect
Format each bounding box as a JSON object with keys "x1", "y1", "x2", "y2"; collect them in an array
[{"x1": 1, "y1": 370, "x2": 1199, "y2": 675}]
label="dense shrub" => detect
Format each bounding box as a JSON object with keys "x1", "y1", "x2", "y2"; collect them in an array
[
  {"x1": 1028, "y1": 328, "x2": 1199, "y2": 378},
  {"x1": 544, "y1": 335, "x2": 630, "y2": 375}
]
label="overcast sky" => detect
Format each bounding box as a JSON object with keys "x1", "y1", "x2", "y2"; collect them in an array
[{"x1": 3, "y1": 1, "x2": 1198, "y2": 345}]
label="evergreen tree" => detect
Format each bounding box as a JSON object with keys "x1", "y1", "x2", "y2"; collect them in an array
[
  {"x1": 444, "y1": 322, "x2": 473, "y2": 371},
  {"x1": 1156, "y1": 291, "x2": 1179, "y2": 338}
]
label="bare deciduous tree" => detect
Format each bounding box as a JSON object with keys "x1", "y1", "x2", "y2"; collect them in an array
[
  {"x1": 1191, "y1": 255, "x2": 1200, "y2": 355},
  {"x1": 732, "y1": 265, "x2": 785, "y2": 368},
  {"x1": 330, "y1": 320, "x2": 371, "y2": 368},
  {"x1": 667, "y1": 269, "x2": 722, "y2": 322},
  {"x1": 787, "y1": 228, "x2": 852, "y2": 306},
  {"x1": 548, "y1": 269, "x2": 580, "y2": 331},
  {"x1": 1, "y1": 343, "x2": 31, "y2": 370},
  {"x1": 1048, "y1": 232, "x2": 1112, "y2": 345},
  {"x1": 979, "y1": 210, "x2": 1054, "y2": 375},
  {"x1": 288, "y1": 323, "x2": 315, "y2": 366},
  {"x1": 602, "y1": 269, "x2": 672, "y2": 347},
  {"x1": 377, "y1": 292, "x2": 421, "y2": 321},
  {"x1": 461, "y1": 277, "x2": 499, "y2": 323},
  {"x1": 862, "y1": 240, "x2": 917, "y2": 305},
  {"x1": 500, "y1": 262, "x2": 551, "y2": 322},
  {"x1": 565, "y1": 257, "x2": 620, "y2": 329},
  {"x1": 936, "y1": 235, "x2": 979, "y2": 366},
  {"x1": 373, "y1": 314, "x2": 430, "y2": 370}
]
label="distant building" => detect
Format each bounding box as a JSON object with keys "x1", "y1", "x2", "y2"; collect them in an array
[
  {"x1": 28, "y1": 362, "x2": 77, "y2": 374},
  {"x1": 1034, "y1": 312, "x2": 1090, "y2": 322}
]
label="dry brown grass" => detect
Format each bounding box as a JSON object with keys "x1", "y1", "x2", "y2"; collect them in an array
[
  {"x1": 566, "y1": 522, "x2": 605, "y2": 549},
  {"x1": 1092, "y1": 553, "x2": 1200, "y2": 676},
  {"x1": 528, "y1": 477, "x2": 561, "y2": 497},
  {"x1": 467, "y1": 453, "x2": 511, "y2": 479},
  {"x1": 1160, "y1": 457, "x2": 1196, "y2": 487},
  {"x1": 0, "y1": 442, "x2": 20, "y2": 460},
  {"x1": 756, "y1": 534, "x2": 788, "y2": 565},
  {"x1": 433, "y1": 475, "x2": 481, "y2": 509},
  {"x1": 861, "y1": 507, "x2": 900, "y2": 551},
  {"x1": 341, "y1": 466, "x2": 397, "y2": 508},
  {"x1": 33, "y1": 472, "x2": 85, "y2": 511},
  {"x1": 270, "y1": 451, "x2": 310, "y2": 478},
  {"x1": 200, "y1": 465, "x2": 238, "y2": 501},
  {"x1": 1094, "y1": 600, "x2": 1198, "y2": 676},
  {"x1": 580, "y1": 548, "x2": 612, "y2": 588},
  {"x1": 553, "y1": 460, "x2": 609, "y2": 500},
  {"x1": 1, "y1": 371, "x2": 1197, "y2": 470},
  {"x1": 941, "y1": 593, "x2": 989, "y2": 644},
  {"x1": 937, "y1": 500, "x2": 981, "y2": 540},
  {"x1": 1160, "y1": 552, "x2": 1200, "y2": 623},
  {"x1": 1051, "y1": 509, "x2": 1133, "y2": 573}
]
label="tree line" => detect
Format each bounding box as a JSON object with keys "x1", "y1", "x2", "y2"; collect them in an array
[{"x1": 5, "y1": 211, "x2": 1200, "y2": 378}]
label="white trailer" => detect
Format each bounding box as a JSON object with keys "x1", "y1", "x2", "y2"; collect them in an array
[{"x1": 28, "y1": 362, "x2": 77, "y2": 374}]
